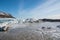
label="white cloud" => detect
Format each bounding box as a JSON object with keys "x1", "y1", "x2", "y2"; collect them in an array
[
  {"x1": 18, "y1": 0, "x2": 60, "y2": 19},
  {"x1": 46, "y1": 14, "x2": 60, "y2": 19}
]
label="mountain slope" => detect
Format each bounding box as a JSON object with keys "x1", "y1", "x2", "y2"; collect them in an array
[{"x1": 0, "y1": 11, "x2": 14, "y2": 18}]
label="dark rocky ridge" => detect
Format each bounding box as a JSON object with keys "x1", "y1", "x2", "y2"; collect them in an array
[
  {"x1": 42, "y1": 19, "x2": 60, "y2": 22},
  {"x1": 0, "y1": 11, "x2": 14, "y2": 18}
]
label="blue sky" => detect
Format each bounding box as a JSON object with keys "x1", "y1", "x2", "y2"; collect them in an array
[{"x1": 0, "y1": 0, "x2": 60, "y2": 19}]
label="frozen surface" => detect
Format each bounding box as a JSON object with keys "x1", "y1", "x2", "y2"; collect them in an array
[{"x1": 0, "y1": 22, "x2": 60, "y2": 40}]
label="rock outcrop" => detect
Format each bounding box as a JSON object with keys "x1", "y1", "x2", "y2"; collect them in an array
[
  {"x1": 0, "y1": 11, "x2": 14, "y2": 18},
  {"x1": 42, "y1": 19, "x2": 60, "y2": 22}
]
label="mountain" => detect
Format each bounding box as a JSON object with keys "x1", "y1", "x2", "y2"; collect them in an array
[
  {"x1": 42, "y1": 19, "x2": 60, "y2": 22},
  {"x1": 0, "y1": 11, "x2": 14, "y2": 18}
]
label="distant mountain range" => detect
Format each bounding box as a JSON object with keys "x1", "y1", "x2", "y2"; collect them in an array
[
  {"x1": 0, "y1": 11, "x2": 14, "y2": 18},
  {"x1": 24, "y1": 18, "x2": 60, "y2": 23},
  {"x1": 42, "y1": 19, "x2": 60, "y2": 22},
  {"x1": 0, "y1": 11, "x2": 60, "y2": 22}
]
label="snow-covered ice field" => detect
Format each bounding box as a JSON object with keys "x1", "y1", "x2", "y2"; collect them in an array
[{"x1": 0, "y1": 22, "x2": 60, "y2": 40}]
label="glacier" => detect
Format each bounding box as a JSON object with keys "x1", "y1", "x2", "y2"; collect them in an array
[{"x1": 0, "y1": 18, "x2": 60, "y2": 40}]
